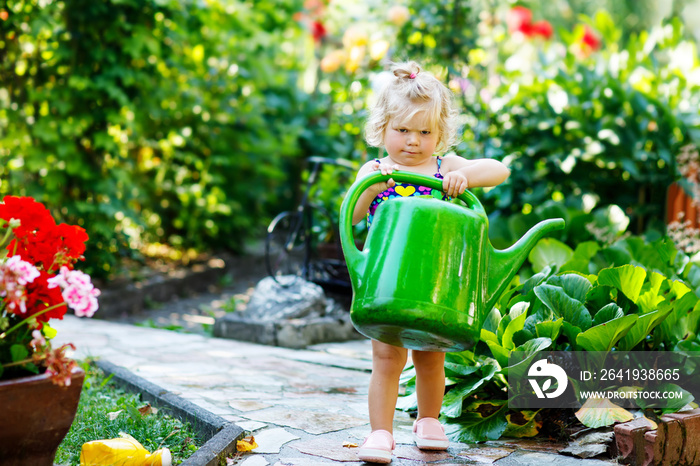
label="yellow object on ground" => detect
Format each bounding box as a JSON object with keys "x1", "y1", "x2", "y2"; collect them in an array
[
  {"x1": 236, "y1": 435, "x2": 258, "y2": 452},
  {"x1": 80, "y1": 433, "x2": 172, "y2": 466}
]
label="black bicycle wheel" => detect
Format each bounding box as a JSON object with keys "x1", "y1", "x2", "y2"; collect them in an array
[{"x1": 265, "y1": 211, "x2": 308, "y2": 286}]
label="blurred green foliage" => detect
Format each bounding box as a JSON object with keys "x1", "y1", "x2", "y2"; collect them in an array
[{"x1": 0, "y1": 0, "x2": 318, "y2": 278}]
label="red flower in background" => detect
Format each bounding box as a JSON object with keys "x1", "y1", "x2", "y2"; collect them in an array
[
  {"x1": 506, "y1": 6, "x2": 532, "y2": 33},
  {"x1": 506, "y1": 6, "x2": 553, "y2": 40},
  {"x1": 581, "y1": 25, "x2": 602, "y2": 52},
  {"x1": 296, "y1": 0, "x2": 329, "y2": 43},
  {"x1": 311, "y1": 21, "x2": 327, "y2": 42},
  {"x1": 529, "y1": 20, "x2": 553, "y2": 40}
]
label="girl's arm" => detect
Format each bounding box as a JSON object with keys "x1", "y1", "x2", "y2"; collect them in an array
[
  {"x1": 351, "y1": 160, "x2": 398, "y2": 225},
  {"x1": 440, "y1": 155, "x2": 510, "y2": 197}
]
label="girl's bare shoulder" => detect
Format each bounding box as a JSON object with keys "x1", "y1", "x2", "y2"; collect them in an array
[{"x1": 440, "y1": 153, "x2": 476, "y2": 170}]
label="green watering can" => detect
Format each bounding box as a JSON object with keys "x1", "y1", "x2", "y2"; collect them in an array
[{"x1": 339, "y1": 172, "x2": 565, "y2": 352}]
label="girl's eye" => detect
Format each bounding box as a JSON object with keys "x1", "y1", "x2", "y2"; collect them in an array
[
  {"x1": 421, "y1": 130, "x2": 431, "y2": 135},
  {"x1": 397, "y1": 128, "x2": 407, "y2": 133}
]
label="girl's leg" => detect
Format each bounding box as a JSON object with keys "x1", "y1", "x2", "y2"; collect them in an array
[
  {"x1": 411, "y1": 350, "x2": 449, "y2": 450},
  {"x1": 368, "y1": 339, "x2": 408, "y2": 433},
  {"x1": 412, "y1": 350, "x2": 446, "y2": 420}
]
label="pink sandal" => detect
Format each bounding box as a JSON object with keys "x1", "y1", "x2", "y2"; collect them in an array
[
  {"x1": 357, "y1": 429, "x2": 395, "y2": 463},
  {"x1": 412, "y1": 417, "x2": 449, "y2": 450}
]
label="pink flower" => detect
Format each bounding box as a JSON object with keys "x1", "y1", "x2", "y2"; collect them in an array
[
  {"x1": 1, "y1": 256, "x2": 41, "y2": 314},
  {"x1": 5, "y1": 255, "x2": 41, "y2": 285},
  {"x1": 47, "y1": 266, "x2": 100, "y2": 317}
]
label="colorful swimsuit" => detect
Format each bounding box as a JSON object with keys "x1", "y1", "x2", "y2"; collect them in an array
[{"x1": 366, "y1": 156, "x2": 451, "y2": 226}]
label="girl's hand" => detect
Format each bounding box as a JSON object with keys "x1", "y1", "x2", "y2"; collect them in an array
[
  {"x1": 442, "y1": 171, "x2": 469, "y2": 197},
  {"x1": 369, "y1": 160, "x2": 399, "y2": 193}
]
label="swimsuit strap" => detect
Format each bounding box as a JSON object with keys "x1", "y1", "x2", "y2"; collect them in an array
[{"x1": 436, "y1": 156, "x2": 442, "y2": 175}]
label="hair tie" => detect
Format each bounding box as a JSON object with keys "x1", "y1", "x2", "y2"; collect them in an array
[{"x1": 409, "y1": 72, "x2": 417, "y2": 79}]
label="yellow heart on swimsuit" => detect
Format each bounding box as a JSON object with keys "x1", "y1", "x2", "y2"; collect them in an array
[{"x1": 395, "y1": 185, "x2": 416, "y2": 197}]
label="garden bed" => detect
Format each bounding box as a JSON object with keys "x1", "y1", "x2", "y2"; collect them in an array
[{"x1": 56, "y1": 360, "x2": 244, "y2": 466}]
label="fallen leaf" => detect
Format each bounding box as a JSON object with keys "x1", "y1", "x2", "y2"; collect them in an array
[
  {"x1": 237, "y1": 435, "x2": 258, "y2": 452},
  {"x1": 138, "y1": 403, "x2": 158, "y2": 416},
  {"x1": 107, "y1": 410, "x2": 122, "y2": 421},
  {"x1": 575, "y1": 397, "x2": 634, "y2": 428},
  {"x1": 342, "y1": 441, "x2": 358, "y2": 448}
]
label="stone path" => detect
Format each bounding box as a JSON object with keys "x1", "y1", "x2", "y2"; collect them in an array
[{"x1": 52, "y1": 315, "x2": 618, "y2": 465}]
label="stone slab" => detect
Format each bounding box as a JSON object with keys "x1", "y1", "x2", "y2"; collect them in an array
[
  {"x1": 253, "y1": 428, "x2": 300, "y2": 454},
  {"x1": 240, "y1": 406, "x2": 368, "y2": 435},
  {"x1": 213, "y1": 313, "x2": 362, "y2": 349}
]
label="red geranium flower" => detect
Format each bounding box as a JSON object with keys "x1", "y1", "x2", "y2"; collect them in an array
[
  {"x1": 23, "y1": 271, "x2": 67, "y2": 323},
  {"x1": 0, "y1": 195, "x2": 98, "y2": 385},
  {"x1": 0, "y1": 196, "x2": 55, "y2": 241},
  {"x1": 506, "y1": 6, "x2": 532, "y2": 33}
]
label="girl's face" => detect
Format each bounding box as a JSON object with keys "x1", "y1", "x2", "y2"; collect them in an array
[{"x1": 383, "y1": 111, "x2": 439, "y2": 166}]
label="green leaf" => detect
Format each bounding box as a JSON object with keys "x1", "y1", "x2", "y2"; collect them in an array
[
  {"x1": 562, "y1": 322, "x2": 583, "y2": 349},
  {"x1": 636, "y1": 383, "x2": 695, "y2": 413},
  {"x1": 10, "y1": 344, "x2": 29, "y2": 362},
  {"x1": 535, "y1": 317, "x2": 564, "y2": 341},
  {"x1": 529, "y1": 238, "x2": 574, "y2": 273},
  {"x1": 598, "y1": 265, "x2": 647, "y2": 302},
  {"x1": 636, "y1": 272, "x2": 666, "y2": 314},
  {"x1": 482, "y1": 308, "x2": 501, "y2": 334},
  {"x1": 534, "y1": 284, "x2": 592, "y2": 330},
  {"x1": 441, "y1": 365, "x2": 498, "y2": 418},
  {"x1": 502, "y1": 310, "x2": 528, "y2": 351},
  {"x1": 547, "y1": 273, "x2": 592, "y2": 302},
  {"x1": 576, "y1": 315, "x2": 638, "y2": 352},
  {"x1": 592, "y1": 303, "x2": 624, "y2": 326},
  {"x1": 617, "y1": 307, "x2": 673, "y2": 351},
  {"x1": 480, "y1": 329, "x2": 499, "y2": 345},
  {"x1": 656, "y1": 292, "x2": 700, "y2": 346},
  {"x1": 444, "y1": 401, "x2": 508, "y2": 443},
  {"x1": 484, "y1": 340, "x2": 511, "y2": 368},
  {"x1": 505, "y1": 337, "x2": 553, "y2": 381},
  {"x1": 444, "y1": 362, "x2": 480, "y2": 378},
  {"x1": 397, "y1": 391, "x2": 418, "y2": 412}
]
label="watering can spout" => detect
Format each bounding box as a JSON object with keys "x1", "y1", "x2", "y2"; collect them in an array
[{"x1": 485, "y1": 218, "x2": 566, "y2": 312}]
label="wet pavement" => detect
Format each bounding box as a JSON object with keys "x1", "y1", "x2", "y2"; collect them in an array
[{"x1": 52, "y1": 314, "x2": 619, "y2": 465}]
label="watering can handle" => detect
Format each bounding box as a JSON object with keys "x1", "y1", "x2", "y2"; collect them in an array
[{"x1": 339, "y1": 171, "x2": 486, "y2": 261}]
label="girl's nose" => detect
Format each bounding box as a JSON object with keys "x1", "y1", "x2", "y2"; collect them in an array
[{"x1": 406, "y1": 132, "x2": 418, "y2": 144}]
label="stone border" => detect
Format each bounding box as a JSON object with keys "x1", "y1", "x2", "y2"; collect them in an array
[{"x1": 95, "y1": 360, "x2": 244, "y2": 466}]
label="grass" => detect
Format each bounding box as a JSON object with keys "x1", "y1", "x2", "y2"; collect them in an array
[{"x1": 55, "y1": 363, "x2": 201, "y2": 465}]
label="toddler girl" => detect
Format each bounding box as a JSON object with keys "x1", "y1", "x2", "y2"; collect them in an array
[{"x1": 352, "y1": 61, "x2": 510, "y2": 463}]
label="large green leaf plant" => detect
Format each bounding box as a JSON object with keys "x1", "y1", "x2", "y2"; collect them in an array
[{"x1": 399, "y1": 235, "x2": 700, "y2": 441}]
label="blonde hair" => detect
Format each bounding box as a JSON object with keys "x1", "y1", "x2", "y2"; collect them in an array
[{"x1": 365, "y1": 61, "x2": 459, "y2": 154}]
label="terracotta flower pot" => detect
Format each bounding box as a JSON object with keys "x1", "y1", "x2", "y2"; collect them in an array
[{"x1": 0, "y1": 367, "x2": 85, "y2": 466}]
